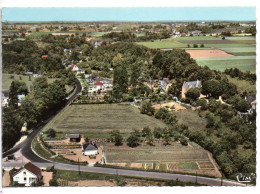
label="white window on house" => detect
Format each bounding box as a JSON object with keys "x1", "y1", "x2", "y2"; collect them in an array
[
  {"x1": 15, "y1": 177, "x2": 19, "y2": 182},
  {"x1": 29, "y1": 178, "x2": 36, "y2": 183}
]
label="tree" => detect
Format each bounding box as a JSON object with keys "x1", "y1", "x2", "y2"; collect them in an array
[
  {"x1": 163, "y1": 133, "x2": 171, "y2": 145},
  {"x1": 131, "y1": 128, "x2": 141, "y2": 137},
  {"x1": 153, "y1": 127, "x2": 163, "y2": 139},
  {"x1": 142, "y1": 126, "x2": 152, "y2": 137},
  {"x1": 146, "y1": 133, "x2": 154, "y2": 146},
  {"x1": 140, "y1": 100, "x2": 154, "y2": 116},
  {"x1": 185, "y1": 88, "x2": 200, "y2": 101},
  {"x1": 127, "y1": 134, "x2": 139, "y2": 147},
  {"x1": 110, "y1": 130, "x2": 123, "y2": 146},
  {"x1": 46, "y1": 128, "x2": 56, "y2": 138},
  {"x1": 200, "y1": 44, "x2": 205, "y2": 48},
  {"x1": 180, "y1": 137, "x2": 188, "y2": 146}
]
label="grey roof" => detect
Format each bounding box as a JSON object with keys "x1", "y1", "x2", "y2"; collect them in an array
[
  {"x1": 184, "y1": 80, "x2": 201, "y2": 91},
  {"x1": 245, "y1": 95, "x2": 256, "y2": 104},
  {"x1": 69, "y1": 134, "x2": 80, "y2": 138},
  {"x1": 82, "y1": 142, "x2": 98, "y2": 151}
]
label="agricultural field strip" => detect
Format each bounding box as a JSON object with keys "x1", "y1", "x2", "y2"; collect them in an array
[
  {"x1": 193, "y1": 55, "x2": 256, "y2": 60},
  {"x1": 43, "y1": 104, "x2": 166, "y2": 132}
]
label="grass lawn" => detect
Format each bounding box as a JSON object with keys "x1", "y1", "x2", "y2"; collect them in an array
[
  {"x1": 172, "y1": 110, "x2": 207, "y2": 131},
  {"x1": 27, "y1": 31, "x2": 56, "y2": 39},
  {"x1": 42, "y1": 104, "x2": 167, "y2": 133},
  {"x1": 195, "y1": 56, "x2": 256, "y2": 73},
  {"x1": 169, "y1": 36, "x2": 221, "y2": 40},
  {"x1": 2, "y1": 73, "x2": 73, "y2": 94},
  {"x1": 55, "y1": 169, "x2": 117, "y2": 181},
  {"x1": 1, "y1": 73, "x2": 57, "y2": 91},
  {"x1": 179, "y1": 162, "x2": 198, "y2": 169}
]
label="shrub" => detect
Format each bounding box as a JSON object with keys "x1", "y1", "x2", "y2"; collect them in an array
[
  {"x1": 180, "y1": 138, "x2": 188, "y2": 146},
  {"x1": 46, "y1": 128, "x2": 56, "y2": 138},
  {"x1": 49, "y1": 179, "x2": 59, "y2": 186}
]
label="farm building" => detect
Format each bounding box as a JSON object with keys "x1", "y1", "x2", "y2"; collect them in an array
[
  {"x1": 69, "y1": 133, "x2": 81, "y2": 142},
  {"x1": 181, "y1": 80, "x2": 202, "y2": 99},
  {"x1": 82, "y1": 142, "x2": 98, "y2": 156},
  {"x1": 12, "y1": 162, "x2": 42, "y2": 186}
]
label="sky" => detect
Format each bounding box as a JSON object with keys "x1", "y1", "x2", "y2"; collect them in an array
[{"x1": 1, "y1": 7, "x2": 256, "y2": 22}]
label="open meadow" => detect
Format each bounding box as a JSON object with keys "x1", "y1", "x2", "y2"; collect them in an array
[{"x1": 42, "y1": 104, "x2": 167, "y2": 134}]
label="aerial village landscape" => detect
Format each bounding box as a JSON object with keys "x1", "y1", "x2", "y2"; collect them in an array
[{"x1": 1, "y1": 7, "x2": 257, "y2": 189}]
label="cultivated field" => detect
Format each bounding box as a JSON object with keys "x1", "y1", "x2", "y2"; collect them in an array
[
  {"x1": 196, "y1": 56, "x2": 256, "y2": 73},
  {"x1": 42, "y1": 104, "x2": 167, "y2": 133},
  {"x1": 185, "y1": 49, "x2": 233, "y2": 58},
  {"x1": 103, "y1": 142, "x2": 221, "y2": 177},
  {"x1": 137, "y1": 36, "x2": 256, "y2": 73}
]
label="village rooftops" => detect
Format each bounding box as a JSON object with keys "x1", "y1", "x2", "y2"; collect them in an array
[{"x1": 82, "y1": 142, "x2": 98, "y2": 151}]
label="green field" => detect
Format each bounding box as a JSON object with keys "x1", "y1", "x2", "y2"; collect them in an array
[
  {"x1": 91, "y1": 31, "x2": 110, "y2": 37},
  {"x1": 196, "y1": 56, "x2": 256, "y2": 73},
  {"x1": 42, "y1": 104, "x2": 167, "y2": 133},
  {"x1": 136, "y1": 40, "x2": 186, "y2": 49},
  {"x1": 27, "y1": 31, "x2": 56, "y2": 39}
]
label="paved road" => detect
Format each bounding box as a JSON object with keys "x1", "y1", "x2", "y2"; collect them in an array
[
  {"x1": 2, "y1": 76, "x2": 245, "y2": 186},
  {"x1": 2, "y1": 77, "x2": 82, "y2": 161}
]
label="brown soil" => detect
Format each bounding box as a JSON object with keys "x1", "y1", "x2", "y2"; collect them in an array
[
  {"x1": 2, "y1": 170, "x2": 10, "y2": 187},
  {"x1": 185, "y1": 49, "x2": 233, "y2": 58},
  {"x1": 42, "y1": 172, "x2": 53, "y2": 186}
]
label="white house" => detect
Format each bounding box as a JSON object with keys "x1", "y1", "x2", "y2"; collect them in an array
[
  {"x1": 82, "y1": 142, "x2": 98, "y2": 156},
  {"x1": 70, "y1": 64, "x2": 79, "y2": 71},
  {"x1": 93, "y1": 81, "x2": 103, "y2": 91},
  {"x1": 12, "y1": 162, "x2": 42, "y2": 186}
]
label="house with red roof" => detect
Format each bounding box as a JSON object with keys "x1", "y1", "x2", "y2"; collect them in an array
[
  {"x1": 41, "y1": 55, "x2": 48, "y2": 59},
  {"x1": 12, "y1": 162, "x2": 42, "y2": 186},
  {"x1": 70, "y1": 64, "x2": 79, "y2": 71},
  {"x1": 94, "y1": 81, "x2": 103, "y2": 90}
]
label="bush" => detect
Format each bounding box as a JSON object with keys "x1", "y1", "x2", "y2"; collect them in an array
[
  {"x1": 49, "y1": 179, "x2": 59, "y2": 186},
  {"x1": 46, "y1": 128, "x2": 56, "y2": 138},
  {"x1": 127, "y1": 134, "x2": 140, "y2": 147},
  {"x1": 180, "y1": 138, "x2": 188, "y2": 146}
]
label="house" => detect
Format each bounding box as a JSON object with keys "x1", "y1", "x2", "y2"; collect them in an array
[
  {"x1": 2, "y1": 89, "x2": 9, "y2": 107},
  {"x1": 82, "y1": 142, "x2": 98, "y2": 156},
  {"x1": 76, "y1": 69, "x2": 85, "y2": 75},
  {"x1": 41, "y1": 55, "x2": 48, "y2": 59},
  {"x1": 18, "y1": 94, "x2": 25, "y2": 106},
  {"x1": 159, "y1": 78, "x2": 171, "y2": 93},
  {"x1": 12, "y1": 162, "x2": 42, "y2": 186},
  {"x1": 251, "y1": 100, "x2": 256, "y2": 110},
  {"x1": 93, "y1": 81, "x2": 103, "y2": 91},
  {"x1": 69, "y1": 133, "x2": 81, "y2": 142},
  {"x1": 70, "y1": 64, "x2": 79, "y2": 71},
  {"x1": 181, "y1": 80, "x2": 202, "y2": 99}
]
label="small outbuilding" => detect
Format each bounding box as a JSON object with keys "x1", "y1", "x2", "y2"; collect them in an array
[
  {"x1": 82, "y1": 142, "x2": 98, "y2": 156},
  {"x1": 69, "y1": 133, "x2": 81, "y2": 142}
]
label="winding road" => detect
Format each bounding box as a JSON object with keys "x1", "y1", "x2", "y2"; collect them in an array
[{"x1": 2, "y1": 77, "x2": 245, "y2": 186}]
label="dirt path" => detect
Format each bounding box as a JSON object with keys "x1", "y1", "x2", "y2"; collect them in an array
[
  {"x1": 2, "y1": 170, "x2": 10, "y2": 187},
  {"x1": 42, "y1": 172, "x2": 53, "y2": 186},
  {"x1": 207, "y1": 152, "x2": 222, "y2": 178}
]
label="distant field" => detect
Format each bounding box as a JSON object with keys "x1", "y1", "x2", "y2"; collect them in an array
[
  {"x1": 196, "y1": 56, "x2": 256, "y2": 73},
  {"x1": 136, "y1": 40, "x2": 186, "y2": 49},
  {"x1": 91, "y1": 32, "x2": 110, "y2": 37},
  {"x1": 2, "y1": 73, "x2": 57, "y2": 91},
  {"x1": 169, "y1": 36, "x2": 221, "y2": 40},
  {"x1": 27, "y1": 31, "x2": 56, "y2": 39},
  {"x1": 42, "y1": 104, "x2": 167, "y2": 133}
]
